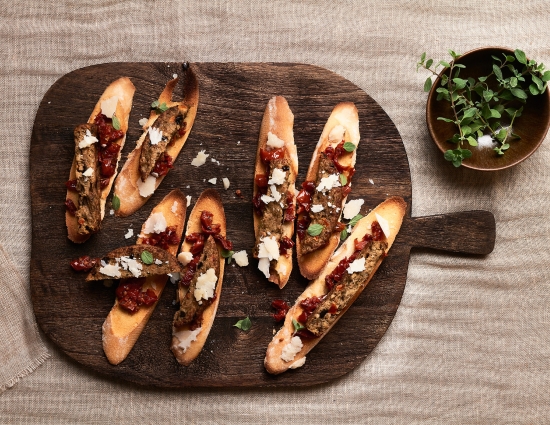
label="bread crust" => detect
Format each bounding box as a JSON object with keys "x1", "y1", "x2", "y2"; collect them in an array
[
  {"x1": 66, "y1": 77, "x2": 136, "y2": 243},
  {"x1": 102, "y1": 190, "x2": 187, "y2": 365},
  {"x1": 114, "y1": 66, "x2": 199, "y2": 217},
  {"x1": 296, "y1": 102, "x2": 360, "y2": 280},
  {"x1": 265, "y1": 196, "x2": 406, "y2": 375},
  {"x1": 252, "y1": 96, "x2": 297, "y2": 288},
  {"x1": 171, "y1": 189, "x2": 227, "y2": 366}
]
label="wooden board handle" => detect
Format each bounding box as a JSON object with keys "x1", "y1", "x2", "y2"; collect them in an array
[{"x1": 399, "y1": 210, "x2": 495, "y2": 255}]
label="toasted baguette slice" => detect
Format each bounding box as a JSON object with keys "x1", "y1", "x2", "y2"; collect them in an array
[
  {"x1": 171, "y1": 189, "x2": 227, "y2": 366},
  {"x1": 66, "y1": 77, "x2": 136, "y2": 243},
  {"x1": 114, "y1": 66, "x2": 199, "y2": 217},
  {"x1": 85, "y1": 245, "x2": 182, "y2": 281},
  {"x1": 252, "y1": 96, "x2": 297, "y2": 288},
  {"x1": 265, "y1": 196, "x2": 406, "y2": 375},
  {"x1": 102, "y1": 190, "x2": 187, "y2": 365},
  {"x1": 296, "y1": 102, "x2": 360, "y2": 280}
]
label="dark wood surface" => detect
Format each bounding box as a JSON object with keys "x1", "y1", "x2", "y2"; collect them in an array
[{"x1": 29, "y1": 62, "x2": 495, "y2": 388}]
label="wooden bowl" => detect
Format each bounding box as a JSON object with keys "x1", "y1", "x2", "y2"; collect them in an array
[{"x1": 426, "y1": 46, "x2": 550, "y2": 171}]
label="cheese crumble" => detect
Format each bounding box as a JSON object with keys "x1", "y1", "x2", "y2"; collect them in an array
[
  {"x1": 281, "y1": 336, "x2": 303, "y2": 362},
  {"x1": 191, "y1": 150, "x2": 209, "y2": 167}
]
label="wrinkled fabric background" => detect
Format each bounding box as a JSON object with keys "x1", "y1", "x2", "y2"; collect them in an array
[{"x1": 2, "y1": 1, "x2": 550, "y2": 423}]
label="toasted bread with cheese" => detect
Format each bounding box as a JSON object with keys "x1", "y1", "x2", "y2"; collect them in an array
[
  {"x1": 114, "y1": 66, "x2": 199, "y2": 217},
  {"x1": 265, "y1": 196, "x2": 406, "y2": 375},
  {"x1": 296, "y1": 102, "x2": 360, "y2": 280},
  {"x1": 171, "y1": 189, "x2": 227, "y2": 366},
  {"x1": 102, "y1": 190, "x2": 187, "y2": 365},
  {"x1": 66, "y1": 77, "x2": 135, "y2": 243},
  {"x1": 252, "y1": 96, "x2": 297, "y2": 289},
  {"x1": 85, "y1": 245, "x2": 182, "y2": 281}
]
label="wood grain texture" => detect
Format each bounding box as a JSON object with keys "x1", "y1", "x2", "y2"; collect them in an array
[{"x1": 29, "y1": 62, "x2": 495, "y2": 388}]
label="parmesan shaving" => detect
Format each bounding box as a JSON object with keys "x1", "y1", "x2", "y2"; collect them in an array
[
  {"x1": 310, "y1": 204, "x2": 324, "y2": 213},
  {"x1": 328, "y1": 124, "x2": 346, "y2": 142},
  {"x1": 174, "y1": 327, "x2": 202, "y2": 353},
  {"x1": 343, "y1": 199, "x2": 364, "y2": 220},
  {"x1": 178, "y1": 252, "x2": 193, "y2": 266},
  {"x1": 143, "y1": 212, "x2": 167, "y2": 234},
  {"x1": 99, "y1": 264, "x2": 121, "y2": 278},
  {"x1": 281, "y1": 336, "x2": 303, "y2": 362},
  {"x1": 316, "y1": 174, "x2": 341, "y2": 193},
  {"x1": 266, "y1": 131, "x2": 285, "y2": 148},
  {"x1": 346, "y1": 257, "x2": 366, "y2": 274},
  {"x1": 258, "y1": 257, "x2": 270, "y2": 278},
  {"x1": 79, "y1": 129, "x2": 98, "y2": 149},
  {"x1": 208, "y1": 178, "x2": 217, "y2": 185},
  {"x1": 222, "y1": 177, "x2": 230, "y2": 190},
  {"x1": 268, "y1": 168, "x2": 286, "y2": 185},
  {"x1": 191, "y1": 150, "x2": 209, "y2": 167},
  {"x1": 148, "y1": 126, "x2": 163, "y2": 145},
  {"x1": 374, "y1": 212, "x2": 391, "y2": 238},
  {"x1": 194, "y1": 268, "x2": 218, "y2": 302},
  {"x1": 100, "y1": 96, "x2": 118, "y2": 118},
  {"x1": 137, "y1": 175, "x2": 157, "y2": 198},
  {"x1": 232, "y1": 250, "x2": 249, "y2": 267}
]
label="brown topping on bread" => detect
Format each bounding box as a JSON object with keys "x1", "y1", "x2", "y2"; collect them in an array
[
  {"x1": 173, "y1": 236, "x2": 220, "y2": 329},
  {"x1": 74, "y1": 123, "x2": 101, "y2": 235},
  {"x1": 300, "y1": 153, "x2": 343, "y2": 255},
  {"x1": 139, "y1": 105, "x2": 187, "y2": 181},
  {"x1": 305, "y1": 239, "x2": 387, "y2": 336},
  {"x1": 85, "y1": 245, "x2": 182, "y2": 281}
]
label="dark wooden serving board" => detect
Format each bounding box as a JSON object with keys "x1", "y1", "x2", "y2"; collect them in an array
[{"x1": 30, "y1": 62, "x2": 495, "y2": 388}]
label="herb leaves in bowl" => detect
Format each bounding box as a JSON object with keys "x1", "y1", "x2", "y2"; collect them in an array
[{"x1": 421, "y1": 47, "x2": 550, "y2": 170}]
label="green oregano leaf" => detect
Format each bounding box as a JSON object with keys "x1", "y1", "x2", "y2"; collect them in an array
[
  {"x1": 112, "y1": 194, "x2": 120, "y2": 210},
  {"x1": 151, "y1": 100, "x2": 168, "y2": 113},
  {"x1": 111, "y1": 114, "x2": 121, "y2": 130},
  {"x1": 307, "y1": 223, "x2": 324, "y2": 236},
  {"x1": 425, "y1": 58, "x2": 433, "y2": 68},
  {"x1": 234, "y1": 317, "x2": 252, "y2": 332},
  {"x1": 515, "y1": 49, "x2": 527, "y2": 65},
  {"x1": 349, "y1": 214, "x2": 363, "y2": 226},
  {"x1": 141, "y1": 250, "x2": 154, "y2": 265},
  {"x1": 339, "y1": 173, "x2": 347, "y2": 186},
  {"x1": 340, "y1": 228, "x2": 348, "y2": 241},
  {"x1": 292, "y1": 318, "x2": 305, "y2": 332},
  {"x1": 343, "y1": 142, "x2": 356, "y2": 152},
  {"x1": 511, "y1": 88, "x2": 528, "y2": 99},
  {"x1": 221, "y1": 249, "x2": 234, "y2": 263},
  {"x1": 424, "y1": 77, "x2": 433, "y2": 92}
]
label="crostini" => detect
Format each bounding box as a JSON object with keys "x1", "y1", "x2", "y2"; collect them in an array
[
  {"x1": 114, "y1": 66, "x2": 199, "y2": 217},
  {"x1": 65, "y1": 77, "x2": 135, "y2": 243},
  {"x1": 171, "y1": 189, "x2": 231, "y2": 366},
  {"x1": 296, "y1": 102, "x2": 360, "y2": 280},
  {"x1": 265, "y1": 196, "x2": 406, "y2": 375},
  {"x1": 252, "y1": 96, "x2": 298, "y2": 288}
]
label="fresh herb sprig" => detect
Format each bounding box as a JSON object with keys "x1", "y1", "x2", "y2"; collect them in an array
[{"x1": 418, "y1": 49, "x2": 550, "y2": 166}]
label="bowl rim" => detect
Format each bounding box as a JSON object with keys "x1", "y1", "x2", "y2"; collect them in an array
[{"x1": 425, "y1": 46, "x2": 550, "y2": 171}]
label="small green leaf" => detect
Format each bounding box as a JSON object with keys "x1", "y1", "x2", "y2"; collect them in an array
[
  {"x1": 542, "y1": 71, "x2": 550, "y2": 82},
  {"x1": 424, "y1": 77, "x2": 433, "y2": 92},
  {"x1": 492, "y1": 64, "x2": 503, "y2": 80},
  {"x1": 343, "y1": 142, "x2": 356, "y2": 152},
  {"x1": 112, "y1": 194, "x2": 120, "y2": 210},
  {"x1": 452, "y1": 78, "x2": 467, "y2": 89},
  {"x1": 234, "y1": 317, "x2": 252, "y2": 331},
  {"x1": 141, "y1": 250, "x2": 154, "y2": 265},
  {"x1": 339, "y1": 173, "x2": 347, "y2": 186},
  {"x1": 529, "y1": 84, "x2": 540, "y2": 95},
  {"x1": 483, "y1": 90, "x2": 493, "y2": 102},
  {"x1": 426, "y1": 58, "x2": 433, "y2": 68},
  {"x1": 532, "y1": 75, "x2": 543, "y2": 90},
  {"x1": 455, "y1": 64, "x2": 466, "y2": 69},
  {"x1": 490, "y1": 109, "x2": 501, "y2": 119},
  {"x1": 511, "y1": 87, "x2": 528, "y2": 99},
  {"x1": 340, "y1": 229, "x2": 348, "y2": 241},
  {"x1": 444, "y1": 150, "x2": 456, "y2": 161},
  {"x1": 307, "y1": 223, "x2": 324, "y2": 236},
  {"x1": 515, "y1": 49, "x2": 527, "y2": 65},
  {"x1": 462, "y1": 108, "x2": 477, "y2": 118},
  {"x1": 505, "y1": 55, "x2": 515, "y2": 63},
  {"x1": 151, "y1": 100, "x2": 160, "y2": 109},
  {"x1": 292, "y1": 318, "x2": 305, "y2": 332},
  {"x1": 439, "y1": 60, "x2": 450, "y2": 68},
  {"x1": 478, "y1": 76, "x2": 487, "y2": 82},
  {"x1": 505, "y1": 108, "x2": 517, "y2": 117},
  {"x1": 491, "y1": 55, "x2": 502, "y2": 64},
  {"x1": 420, "y1": 52, "x2": 426, "y2": 63},
  {"x1": 467, "y1": 136, "x2": 478, "y2": 146},
  {"x1": 111, "y1": 114, "x2": 121, "y2": 130},
  {"x1": 437, "y1": 117, "x2": 454, "y2": 123},
  {"x1": 510, "y1": 77, "x2": 518, "y2": 87},
  {"x1": 349, "y1": 214, "x2": 363, "y2": 226},
  {"x1": 511, "y1": 133, "x2": 521, "y2": 140},
  {"x1": 461, "y1": 149, "x2": 472, "y2": 159},
  {"x1": 501, "y1": 143, "x2": 510, "y2": 150},
  {"x1": 221, "y1": 249, "x2": 234, "y2": 263},
  {"x1": 452, "y1": 159, "x2": 462, "y2": 167}
]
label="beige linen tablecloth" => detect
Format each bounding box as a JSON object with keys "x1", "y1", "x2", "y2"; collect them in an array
[{"x1": 2, "y1": 1, "x2": 550, "y2": 423}]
